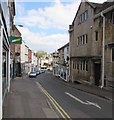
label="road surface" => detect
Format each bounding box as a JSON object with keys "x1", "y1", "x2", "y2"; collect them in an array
[{"x1": 29, "y1": 72, "x2": 112, "y2": 119}]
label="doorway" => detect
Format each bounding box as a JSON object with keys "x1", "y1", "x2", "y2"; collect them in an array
[{"x1": 94, "y1": 63, "x2": 101, "y2": 86}]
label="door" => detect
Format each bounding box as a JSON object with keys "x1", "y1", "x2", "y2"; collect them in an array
[{"x1": 94, "y1": 63, "x2": 101, "y2": 86}]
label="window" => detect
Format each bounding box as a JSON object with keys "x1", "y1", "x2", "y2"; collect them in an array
[
  {"x1": 112, "y1": 48, "x2": 114, "y2": 62},
  {"x1": 82, "y1": 13, "x2": 84, "y2": 22},
  {"x1": 72, "y1": 62, "x2": 74, "y2": 69},
  {"x1": 80, "y1": 36, "x2": 82, "y2": 45},
  {"x1": 73, "y1": 62, "x2": 76, "y2": 69},
  {"x1": 77, "y1": 63, "x2": 79, "y2": 70},
  {"x1": 78, "y1": 10, "x2": 88, "y2": 24},
  {"x1": 85, "y1": 11, "x2": 88, "y2": 20},
  {"x1": 83, "y1": 61, "x2": 85, "y2": 70},
  {"x1": 82, "y1": 35, "x2": 85, "y2": 44},
  {"x1": 80, "y1": 61, "x2": 83, "y2": 70},
  {"x1": 95, "y1": 31, "x2": 98, "y2": 41},
  {"x1": 85, "y1": 34, "x2": 88, "y2": 43},
  {"x1": 80, "y1": 15, "x2": 82, "y2": 24},
  {"x1": 86, "y1": 61, "x2": 88, "y2": 71},
  {"x1": 2, "y1": 45, "x2": 8, "y2": 99},
  {"x1": 75, "y1": 62, "x2": 77, "y2": 69},
  {"x1": 77, "y1": 34, "x2": 88, "y2": 46}
]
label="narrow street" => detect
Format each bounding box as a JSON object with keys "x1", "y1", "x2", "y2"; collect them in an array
[
  {"x1": 0, "y1": 1, "x2": 114, "y2": 120},
  {"x1": 30, "y1": 72, "x2": 112, "y2": 118}
]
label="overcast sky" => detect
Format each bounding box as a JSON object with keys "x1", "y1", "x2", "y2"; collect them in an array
[{"x1": 15, "y1": 0, "x2": 107, "y2": 53}]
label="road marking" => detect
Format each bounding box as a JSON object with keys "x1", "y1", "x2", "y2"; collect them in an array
[
  {"x1": 36, "y1": 82, "x2": 72, "y2": 120},
  {"x1": 65, "y1": 92, "x2": 101, "y2": 109}
]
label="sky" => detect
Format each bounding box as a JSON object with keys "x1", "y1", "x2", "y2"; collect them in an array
[{"x1": 15, "y1": 0, "x2": 107, "y2": 53}]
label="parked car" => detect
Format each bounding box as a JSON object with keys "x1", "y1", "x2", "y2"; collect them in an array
[
  {"x1": 36, "y1": 71, "x2": 40, "y2": 75},
  {"x1": 29, "y1": 71, "x2": 37, "y2": 77},
  {"x1": 40, "y1": 69, "x2": 45, "y2": 73}
]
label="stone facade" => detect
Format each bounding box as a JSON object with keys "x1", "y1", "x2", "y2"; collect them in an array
[{"x1": 69, "y1": 1, "x2": 114, "y2": 88}]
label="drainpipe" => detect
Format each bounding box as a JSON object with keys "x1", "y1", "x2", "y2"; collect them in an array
[{"x1": 101, "y1": 12, "x2": 105, "y2": 88}]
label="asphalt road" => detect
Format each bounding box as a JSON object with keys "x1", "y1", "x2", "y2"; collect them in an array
[{"x1": 30, "y1": 71, "x2": 112, "y2": 118}]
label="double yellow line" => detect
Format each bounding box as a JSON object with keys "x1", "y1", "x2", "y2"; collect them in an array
[{"x1": 36, "y1": 82, "x2": 72, "y2": 120}]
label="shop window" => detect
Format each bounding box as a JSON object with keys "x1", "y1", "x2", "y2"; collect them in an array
[{"x1": 2, "y1": 47, "x2": 8, "y2": 98}]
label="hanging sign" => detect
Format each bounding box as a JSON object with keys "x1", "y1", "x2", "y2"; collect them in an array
[{"x1": 9, "y1": 36, "x2": 22, "y2": 44}]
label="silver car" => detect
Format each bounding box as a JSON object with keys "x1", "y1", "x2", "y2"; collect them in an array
[{"x1": 29, "y1": 71, "x2": 37, "y2": 77}]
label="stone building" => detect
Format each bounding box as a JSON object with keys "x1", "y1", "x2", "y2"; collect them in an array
[
  {"x1": 93, "y1": 1, "x2": 114, "y2": 87},
  {"x1": 69, "y1": 0, "x2": 114, "y2": 88}
]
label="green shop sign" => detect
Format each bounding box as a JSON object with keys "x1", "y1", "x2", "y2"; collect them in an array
[{"x1": 9, "y1": 36, "x2": 22, "y2": 44}]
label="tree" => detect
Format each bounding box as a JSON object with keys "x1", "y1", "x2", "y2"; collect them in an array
[{"x1": 36, "y1": 50, "x2": 47, "y2": 58}]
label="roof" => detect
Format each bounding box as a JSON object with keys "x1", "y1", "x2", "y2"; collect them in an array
[
  {"x1": 88, "y1": 2, "x2": 102, "y2": 8},
  {"x1": 58, "y1": 43, "x2": 69, "y2": 51},
  {"x1": 72, "y1": 0, "x2": 102, "y2": 24},
  {"x1": 98, "y1": 1, "x2": 114, "y2": 12},
  {"x1": 13, "y1": 25, "x2": 21, "y2": 36}
]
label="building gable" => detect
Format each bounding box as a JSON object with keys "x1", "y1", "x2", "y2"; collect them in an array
[{"x1": 72, "y1": 1, "x2": 102, "y2": 25}]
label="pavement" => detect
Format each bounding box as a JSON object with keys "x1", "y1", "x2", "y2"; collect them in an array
[
  {"x1": 3, "y1": 75, "x2": 58, "y2": 118},
  {"x1": 54, "y1": 75, "x2": 113, "y2": 102}
]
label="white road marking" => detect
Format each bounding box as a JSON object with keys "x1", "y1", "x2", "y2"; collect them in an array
[{"x1": 65, "y1": 92, "x2": 101, "y2": 109}]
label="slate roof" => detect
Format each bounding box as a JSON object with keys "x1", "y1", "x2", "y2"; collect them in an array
[
  {"x1": 58, "y1": 43, "x2": 69, "y2": 51},
  {"x1": 98, "y1": 1, "x2": 114, "y2": 12}
]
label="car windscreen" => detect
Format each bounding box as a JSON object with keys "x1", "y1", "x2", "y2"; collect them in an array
[{"x1": 31, "y1": 72, "x2": 36, "y2": 74}]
